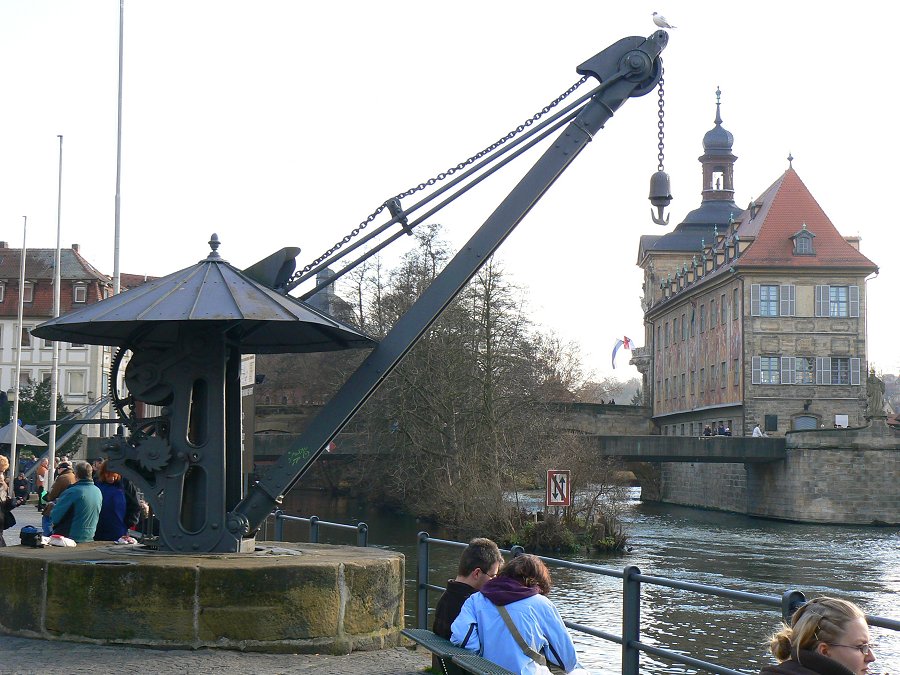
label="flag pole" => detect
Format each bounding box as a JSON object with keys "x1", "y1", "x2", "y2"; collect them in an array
[
  {"x1": 8, "y1": 217, "x2": 28, "y2": 492},
  {"x1": 113, "y1": 0, "x2": 124, "y2": 295},
  {"x1": 47, "y1": 135, "x2": 63, "y2": 495}
]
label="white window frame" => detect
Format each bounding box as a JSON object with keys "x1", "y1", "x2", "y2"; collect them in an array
[
  {"x1": 816, "y1": 285, "x2": 860, "y2": 318},
  {"x1": 73, "y1": 284, "x2": 88, "y2": 303},
  {"x1": 752, "y1": 356, "x2": 780, "y2": 384},
  {"x1": 0, "y1": 282, "x2": 5, "y2": 303},
  {"x1": 23, "y1": 281, "x2": 34, "y2": 303},
  {"x1": 66, "y1": 370, "x2": 88, "y2": 396}
]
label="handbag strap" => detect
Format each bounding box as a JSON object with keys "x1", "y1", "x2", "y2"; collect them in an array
[{"x1": 496, "y1": 605, "x2": 546, "y2": 667}]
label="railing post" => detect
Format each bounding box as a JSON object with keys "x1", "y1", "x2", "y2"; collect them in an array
[
  {"x1": 357, "y1": 522, "x2": 369, "y2": 547},
  {"x1": 622, "y1": 565, "x2": 641, "y2": 675},
  {"x1": 781, "y1": 590, "x2": 806, "y2": 623},
  {"x1": 417, "y1": 531, "x2": 430, "y2": 630},
  {"x1": 273, "y1": 509, "x2": 284, "y2": 542},
  {"x1": 309, "y1": 515, "x2": 320, "y2": 543}
]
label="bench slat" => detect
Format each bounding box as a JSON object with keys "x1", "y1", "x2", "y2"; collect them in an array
[
  {"x1": 401, "y1": 629, "x2": 516, "y2": 675},
  {"x1": 401, "y1": 628, "x2": 472, "y2": 658},
  {"x1": 452, "y1": 654, "x2": 517, "y2": 675}
]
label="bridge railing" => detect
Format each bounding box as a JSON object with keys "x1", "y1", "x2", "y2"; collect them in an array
[
  {"x1": 266, "y1": 510, "x2": 369, "y2": 547},
  {"x1": 415, "y1": 532, "x2": 900, "y2": 675}
]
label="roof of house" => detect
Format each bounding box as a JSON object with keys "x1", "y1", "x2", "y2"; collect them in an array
[
  {"x1": 0, "y1": 248, "x2": 108, "y2": 282},
  {"x1": 736, "y1": 169, "x2": 878, "y2": 271}
]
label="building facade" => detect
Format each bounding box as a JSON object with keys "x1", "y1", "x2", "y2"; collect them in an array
[
  {"x1": 634, "y1": 95, "x2": 877, "y2": 436},
  {"x1": 0, "y1": 243, "x2": 119, "y2": 439}
]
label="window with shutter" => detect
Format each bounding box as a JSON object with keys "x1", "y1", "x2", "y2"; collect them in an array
[
  {"x1": 816, "y1": 357, "x2": 832, "y2": 385},
  {"x1": 751, "y1": 356, "x2": 761, "y2": 385},
  {"x1": 780, "y1": 285, "x2": 795, "y2": 316},
  {"x1": 751, "y1": 284, "x2": 760, "y2": 316},
  {"x1": 850, "y1": 357, "x2": 861, "y2": 385},
  {"x1": 781, "y1": 357, "x2": 795, "y2": 384},
  {"x1": 849, "y1": 285, "x2": 859, "y2": 317},
  {"x1": 815, "y1": 285, "x2": 829, "y2": 317}
]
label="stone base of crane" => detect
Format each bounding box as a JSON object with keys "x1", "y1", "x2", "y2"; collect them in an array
[{"x1": 0, "y1": 541, "x2": 404, "y2": 654}]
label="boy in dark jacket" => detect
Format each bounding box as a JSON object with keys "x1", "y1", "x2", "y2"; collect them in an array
[{"x1": 431, "y1": 538, "x2": 503, "y2": 674}]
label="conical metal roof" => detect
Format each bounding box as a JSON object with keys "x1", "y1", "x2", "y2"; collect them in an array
[{"x1": 32, "y1": 235, "x2": 376, "y2": 354}]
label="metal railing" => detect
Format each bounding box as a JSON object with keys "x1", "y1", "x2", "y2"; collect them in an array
[
  {"x1": 268, "y1": 510, "x2": 369, "y2": 547},
  {"x1": 415, "y1": 532, "x2": 900, "y2": 675}
]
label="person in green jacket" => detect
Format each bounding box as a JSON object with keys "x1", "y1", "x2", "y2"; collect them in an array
[{"x1": 50, "y1": 461, "x2": 102, "y2": 543}]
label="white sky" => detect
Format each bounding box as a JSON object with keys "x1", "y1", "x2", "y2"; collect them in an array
[{"x1": 1, "y1": 1, "x2": 897, "y2": 380}]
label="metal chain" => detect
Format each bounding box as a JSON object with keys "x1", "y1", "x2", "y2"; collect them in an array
[
  {"x1": 296, "y1": 76, "x2": 590, "y2": 279},
  {"x1": 656, "y1": 67, "x2": 665, "y2": 172}
]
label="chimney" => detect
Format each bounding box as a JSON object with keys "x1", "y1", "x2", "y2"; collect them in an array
[{"x1": 72, "y1": 243, "x2": 80, "y2": 253}]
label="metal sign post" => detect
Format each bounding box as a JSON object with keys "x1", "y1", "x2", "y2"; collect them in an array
[{"x1": 546, "y1": 469, "x2": 571, "y2": 507}]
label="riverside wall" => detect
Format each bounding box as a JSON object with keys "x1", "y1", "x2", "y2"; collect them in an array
[{"x1": 656, "y1": 420, "x2": 900, "y2": 525}]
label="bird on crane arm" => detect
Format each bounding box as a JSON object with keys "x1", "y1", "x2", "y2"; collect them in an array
[{"x1": 652, "y1": 12, "x2": 676, "y2": 28}]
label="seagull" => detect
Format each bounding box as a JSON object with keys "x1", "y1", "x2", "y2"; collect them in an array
[{"x1": 652, "y1": 12, "x2": 676, "y2": 28}]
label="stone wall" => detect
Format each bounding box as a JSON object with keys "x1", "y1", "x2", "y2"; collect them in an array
[
  {"x1": 553, "y1": 403, "x2": 654, "y2": 435},
  {"x1": 655, "y1": 421, "x2": 899, "y2": 525},
  {"x1": 658, "y1": 462, "x2": 748, "y2": 513}
]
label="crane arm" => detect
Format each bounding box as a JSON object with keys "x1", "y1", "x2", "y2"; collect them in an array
[{"x1": 225, "y1": 30, "x2": 669, "y2": 547}]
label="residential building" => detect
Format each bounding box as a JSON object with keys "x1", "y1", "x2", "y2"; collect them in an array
[
  {"x1": 1, "y1": 243, "x2": 117, "y2": 440},
  {"x1": 633, "y1": 94, "x2": 877, "y2": 436}
]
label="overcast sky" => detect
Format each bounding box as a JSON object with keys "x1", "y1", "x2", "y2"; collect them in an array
[{"x1": 1, "y1": 1, "x2": 897, "y2": 379}]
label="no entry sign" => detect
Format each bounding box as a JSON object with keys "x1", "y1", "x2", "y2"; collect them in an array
[{"x1": 546, "y1": 469, "x2": 571, "y2": 507}]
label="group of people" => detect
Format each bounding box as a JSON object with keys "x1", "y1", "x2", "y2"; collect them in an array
[
  {"x1": 0, "y1": 453, "x2": 143, "y2": 545},
  {"x1": 435, "y1": 539, "x2": 879, "y2": 675},
  {"x1": 41, "y1": 457, "x2": 142, "y2": 543},
  {"x1": 703, "y1": 424, "x2": 733, "y2": 436}
]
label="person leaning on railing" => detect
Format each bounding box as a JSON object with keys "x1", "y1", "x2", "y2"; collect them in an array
[{"x1": 761, "y1": 596, "x2": 878, "y2": 675}]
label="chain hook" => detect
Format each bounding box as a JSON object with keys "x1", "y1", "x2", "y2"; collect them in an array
[{"x1": 649, "y1": 67, "x2": 671, "y2": 225}]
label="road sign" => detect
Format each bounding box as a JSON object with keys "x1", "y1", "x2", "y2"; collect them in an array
[{"x1": 546, "y1": 469, "x2": 571, "y2": 507}]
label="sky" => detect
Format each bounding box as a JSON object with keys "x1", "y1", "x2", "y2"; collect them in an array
[{"x1": 1, "y1": 1, "x2": 897, "y2": 380}]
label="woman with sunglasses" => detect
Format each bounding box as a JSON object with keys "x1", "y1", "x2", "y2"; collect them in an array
[{"x1": 761, "y1": 596, "x2": 877, "y2": 675}]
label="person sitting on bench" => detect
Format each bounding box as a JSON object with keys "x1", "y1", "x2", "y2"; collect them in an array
[
  {"x1": 451, "y1": 554, "x2": 588, "y2": 674},
  {"x1": 432, "y1": 538, "x2": 503, "y2": 674}
]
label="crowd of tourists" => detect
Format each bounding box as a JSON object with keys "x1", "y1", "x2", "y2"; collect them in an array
[
  {"x1": 435, "y1": 539, "x2": 879, "y2": 675},
  {"x1": 1, "y1": 454, "x2": 144, "y2": 546}
]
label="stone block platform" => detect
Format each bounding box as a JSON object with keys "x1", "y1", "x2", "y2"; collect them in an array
[{"x1": 0, "y1": 541, "x2": 404, "y2": 654}]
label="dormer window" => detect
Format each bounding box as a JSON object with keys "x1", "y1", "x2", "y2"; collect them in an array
[
  {"x1": 790, "y1": 224, "x2": 816, "y2": 256},
  {"x1": 73, "y1": 283, "x2": 87, "y2": 303},
  {"x1": 23, "y1": 280, "x2": 34, "y2": 302},
  {"x1": 0, "y1": 282, "x2": 5, "y2": 302}
]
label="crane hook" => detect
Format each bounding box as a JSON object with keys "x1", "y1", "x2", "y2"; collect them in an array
[
  {"x1": 650, "y1": 205, "x2": 670, "y2": 226},
  {"x1": 649, "y1": 169, "x2": 672, "y2": 226}
]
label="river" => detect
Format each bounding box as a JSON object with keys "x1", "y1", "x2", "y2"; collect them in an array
[{"x1": 268, "y1": 489, "x2": 899, "y2": 674}]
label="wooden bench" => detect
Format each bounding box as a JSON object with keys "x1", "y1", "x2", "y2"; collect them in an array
[{"x1": 401, "y1": 628, "x2": 516, "y2": 675}]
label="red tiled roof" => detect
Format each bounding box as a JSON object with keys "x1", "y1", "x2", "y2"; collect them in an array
[{"x1": 736, "y1": 169, "x2": 877, "y2": 271}]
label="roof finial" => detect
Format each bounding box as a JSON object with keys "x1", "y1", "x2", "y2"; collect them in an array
[
  {"x1": 714, "y1": 225, "x2": 719, "y2": 238},
  {"x1": 714, "y1": 86, "x2": 723, "y2": 125},
  {"x1": 787, "y1": 152, "x2": 794, "y2": 168},
  {"x1": 207, "y1": 233, "x2": 221, "y2": 260},
  {"x1": 701, "y1": 238, "x2": 705, "y2": 249}
]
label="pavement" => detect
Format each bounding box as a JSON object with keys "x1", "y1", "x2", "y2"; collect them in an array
[{"x1": 1, "y1": 500, "x2": 433, "y2": 675}]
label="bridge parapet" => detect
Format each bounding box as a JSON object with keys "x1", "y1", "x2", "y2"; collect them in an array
[{"x1": 589, "y1": 434, "x2": 786, "y2": 463}]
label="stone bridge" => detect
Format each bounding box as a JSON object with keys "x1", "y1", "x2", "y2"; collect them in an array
[{"x1": 585, "y1": 435, "x2": 786, "y2": 463}]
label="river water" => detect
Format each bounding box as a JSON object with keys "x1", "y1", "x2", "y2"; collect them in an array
[{"x1": 270, "y1": 489, "x2": 899, "y2": 674}]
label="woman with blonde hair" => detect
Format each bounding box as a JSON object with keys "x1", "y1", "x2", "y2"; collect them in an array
[{"x1": 761, "y1": 596, "x2": 877, "y2": 675}]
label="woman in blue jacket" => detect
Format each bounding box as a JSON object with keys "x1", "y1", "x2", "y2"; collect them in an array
[
  {"x1": 94, "y1": 460, "x2": 140, "y2": 541},
  {"x1": 451, "y1": 554, "x2": 587, "y2": 674}
]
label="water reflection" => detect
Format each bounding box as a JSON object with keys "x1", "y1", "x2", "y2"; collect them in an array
[{"x1": 275, "y1": 489, "x2": 900, "y2": 674}]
